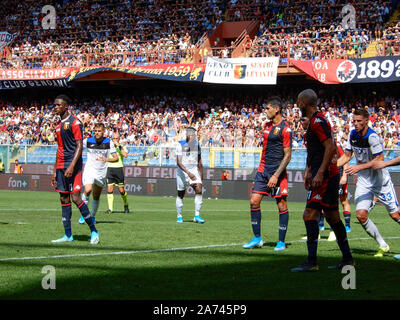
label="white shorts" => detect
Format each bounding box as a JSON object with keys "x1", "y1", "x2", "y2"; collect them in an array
[
  {"x1": 176, "y1": 167, "x2": 202, "y2": 191},
  {"x1": 355, "y1": 178, "x2": 399, "y2": 214},
  {"x1": 82, "y1": 167, "x2": 107, "y2": 188}
]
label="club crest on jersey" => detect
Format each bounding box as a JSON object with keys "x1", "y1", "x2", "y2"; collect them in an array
[
  {"x1": 64, "y1": 123, "x2": 69, "y2": 130},
  {"x1": 274, "y1": 127, "x2": 281, "y2": 135}
]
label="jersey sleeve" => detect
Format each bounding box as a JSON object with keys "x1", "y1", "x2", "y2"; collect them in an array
[
  {"x1": 310, "y1": 116, "x2": 331, "y2": 143},
  {"x1": 369, "y1": 133, "x2": 383, "y2": 156},
  {"x1": 345, "y1": 133, "x2": 353, "y2": 152},
  {"x1": 282, "y1": 126, "x2": 292, "y2": 148},
  {"x1": 82, "y1": 138, "x2": 87, "y2": 149},
  {"x1": 72, "y1": 119, "x2": 83, "y2": 141},
  {"x1": 336, "y1": 143, "x2": 344, "y2": 156}
]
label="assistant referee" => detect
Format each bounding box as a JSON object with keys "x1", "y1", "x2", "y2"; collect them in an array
[{"x1": 106, "y1": 131, "x2": 130, "y2": 214}]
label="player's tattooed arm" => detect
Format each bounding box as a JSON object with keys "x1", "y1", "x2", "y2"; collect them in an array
[{"x1": 268, "y1": 146, "x2": 291, "y2": 188}]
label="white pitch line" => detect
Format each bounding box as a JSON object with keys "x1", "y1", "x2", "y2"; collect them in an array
[{"x1": 0, "y1": 236, "x2": 399, "y2": 262}]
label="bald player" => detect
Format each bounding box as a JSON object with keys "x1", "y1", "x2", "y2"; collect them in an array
[{"x1": 291, "y1": 89, "x2": 353, "y2": 272}]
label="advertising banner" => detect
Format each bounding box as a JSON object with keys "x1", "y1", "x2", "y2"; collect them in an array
[
  {"x1": 203, "y1": 57, "x2": 279, "y2": 84},
  {"x1": 67, "y1": 64, "x2": 206, "y2": 82},
  {"x1": 290, "y1": 56, "x2": 400, "y2": 84}
]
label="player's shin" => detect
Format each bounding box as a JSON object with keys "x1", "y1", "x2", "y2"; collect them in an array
[
  {"x1": 194, "y1": 194, "x2": 202, "y2": 216},
  {"x1": 362, "y1": 218, "x2": 388, "y2": 248},
  {"x1": 304, "y1": 220, "x2": 319, "y2": 264},
  {"x1": 61, "y1": 202, "x2": 72, "y2": 237},
  {"x1": 250, "y1": 208, "x2": 261, "y2": 238},
  {"x1": 77, "y1": 201, "x2": 97, "y2": 232},
  {"x1": 343, "y1": 211, "x2": 351, "y2": 227},
  {"x1": 278, "y1": 209, "x2": 289, "y2": 242},
  {"x1": 329, "y1": 219, "x2": 352, "y2": 261},
  {"x1": 121, "y1": 191, "x2": 128, "y2": 206},
  {"x1": 81, "y1": 192, "x2": 89, "y2": 206},
  {"x1": 107, "y1": 192, "x2": 114, "y2": 211},
  {"x1": 176, "y1": 196, "x2": 183, "y2": 218}
]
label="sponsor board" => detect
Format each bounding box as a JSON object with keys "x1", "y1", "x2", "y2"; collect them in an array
[
  {"x1": 203, "y1": 57, "x2": 279, "y2": 84},
  {"x1": 290, "y1": 57, "x2": 400, "y2": 84}
]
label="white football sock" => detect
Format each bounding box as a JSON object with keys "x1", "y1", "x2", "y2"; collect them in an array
[
  {"x1": 194, "y1": 194, "x2": 202, "y2": 216},
  {"x1": 176, "y1": 196, "x2": 183, "y2": 218},
  {"x1": 362, "y1": 218, "x2": 388, "y2": 248}
]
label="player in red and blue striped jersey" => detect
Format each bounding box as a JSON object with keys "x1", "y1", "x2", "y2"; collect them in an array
[
  {"x1": 291, "y1": 89, "x2": 353, "y2": 272},
  {"x1": 50, "y1": 95, "x2": 99, "y2": 244},
  {"x1": 243, "y1": 97, "x2": 292, "y2": 251}
]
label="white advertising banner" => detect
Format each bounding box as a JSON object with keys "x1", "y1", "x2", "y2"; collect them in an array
[{"x1": 203, "y1": 57, "x2": 279, "y2": 84}]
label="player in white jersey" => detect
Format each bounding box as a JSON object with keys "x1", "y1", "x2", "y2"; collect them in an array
[
  {"x1": 79, "y1": 123, "x2": 118, "y2": 224},
  {"x1": 337, "y1": 108, "x2": 400, "y2": 257},
  {"x1": 175, "y1": 127, "x2": 204, "y2": 223}
]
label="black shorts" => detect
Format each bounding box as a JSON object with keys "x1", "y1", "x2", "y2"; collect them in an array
[
  {"x1": 106, "y1": 167, "x2": 125, "y2": 186},
  {"x1": 54, "y1": 167, "x2": 82, "y2": 193},
  {"x1": 306, "y1": 174, "x2": 339, "y2": 211},
  {"x1": 252, "y1": 170, "x2": 288, "y2": 198}
]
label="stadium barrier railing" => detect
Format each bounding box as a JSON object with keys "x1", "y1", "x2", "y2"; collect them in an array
[
  {"x1": 2, "y1": 40, "x2": 399, "y2": 69},
  {"x1": 2, "y1": 144, "x2": 400, "y2": 173}
]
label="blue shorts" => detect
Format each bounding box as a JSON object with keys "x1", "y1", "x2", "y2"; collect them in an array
[
  {"x1": 252, "y1": 171, "x2": 288, "y2": 198},
  {"x1": 55, "y1": 167, "x2": 82, "y2": 193}
]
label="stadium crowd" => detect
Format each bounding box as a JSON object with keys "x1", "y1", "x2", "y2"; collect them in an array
[
  {"x1": 1, "y1": 0, "x2": 398, "y2": 68},
  {"x1": 1, "y1": 83, "x2": 400, "y2": 150}
]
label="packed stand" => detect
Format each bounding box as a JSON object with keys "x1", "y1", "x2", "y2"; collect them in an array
[
  {"x1": 1, "y1": 83, "x2": 400, "y2": 152},
  {"x1": 1, "y1": 0, "x2": 398, "y2": 69},
  {"x1": 248, "y1": 0, "x2": 397, "y2": 62}
]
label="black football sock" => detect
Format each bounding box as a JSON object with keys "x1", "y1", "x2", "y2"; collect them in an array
[
  {"x1": 250, "y1": 207, "x2": 261, "y2": 238},
  {"x1": 343, "y1": 211, "x2": 351, "y2": 227},
  {"x1": 330, "y1": 220, "x2": 353, "y2": 261},
  {"x1": 77, "y1": 201, "x2": 97, "y2": 233},
  {"x1": 278, "y1": 209, "x2": 289, "y2": 242},
  {"x1": 305, "y1": 220, "x2": 319, "y2": 264},
  {"x1": 61, "y1": 202, "x2": 72, "y2": 237}
]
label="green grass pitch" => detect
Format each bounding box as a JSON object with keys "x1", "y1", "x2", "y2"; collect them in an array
[{"x1": 0, "y1": 190, "x2": 399, "y2": 300}]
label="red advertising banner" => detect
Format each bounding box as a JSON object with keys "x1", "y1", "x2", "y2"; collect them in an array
[
  {"x1": 0, "y1": 68, "x2": 75, "y2": 80},
  {"x1": 290, "y1": 56, "x2": 400, "y2": 84}
]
